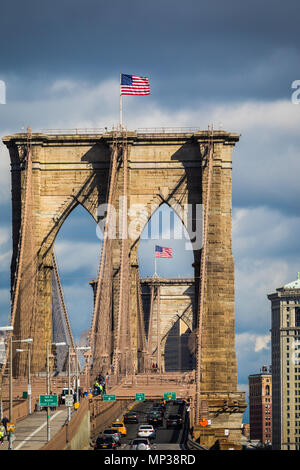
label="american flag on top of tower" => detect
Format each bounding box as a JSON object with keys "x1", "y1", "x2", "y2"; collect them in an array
[{"x1": 120, "y1": 74, "x2": 150, "y2": 95}]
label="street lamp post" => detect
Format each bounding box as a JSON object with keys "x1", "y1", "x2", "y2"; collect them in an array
[
  {"x1": 9, "y1": 336, "x2": 32, "y2": 451},
  {"x1": 75, "y1": 349, "x2": 78, "y2": 403},
  {"x1": 0, "y1": 328, "x2": 33, "y2": 451},
  {"x1": 0, "y1": 326, "x2": 13, "y2": 422},
  {"x1": 83, "y1": 349, "x2": 92, "y2": 394},
  {"x1": 16, "y1": 345, "x2": 32, "y2": 414},
  {"x1": 9, "y1": 335, "x2": 13, "y2": 450},
  {"x1": 68, "y1": 345, "x2": 71, "y2": 423},
  {"x1": 46, "y1": 341, "x2": 66, "y2": 441},
  {"x1": 74, "y1": 347, "x2": 91, "y2": 404}
]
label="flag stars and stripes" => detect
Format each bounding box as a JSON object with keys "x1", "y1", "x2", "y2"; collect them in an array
[
  {"x1": 155, "y1": 245, "x2": 173, "y2": 259},
  {"x1": 121, "y1": 74, "x2": 150, "y2": 95}
]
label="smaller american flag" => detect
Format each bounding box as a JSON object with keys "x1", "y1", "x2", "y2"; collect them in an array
[
  {"x1": 155, "y1": 245, "x2": 173, "y2": 259},
  {"x1": 121, "y1": 74, "x2": 150, "y2": 95}
]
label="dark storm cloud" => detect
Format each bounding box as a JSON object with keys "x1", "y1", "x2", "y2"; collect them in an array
[
  {"x1": 232, "y1": 130, "x2": 300, "y2": 216},
  {"x1": 0, "y1": 0, "x2": 299, "y2": 104}
]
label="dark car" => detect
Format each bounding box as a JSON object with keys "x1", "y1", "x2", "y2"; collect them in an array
[
  {"x1": 147, "y1": 411, "x2": 163, "y2": 427},
  {"x1": 93, "y1": 435, "x2": 118, "y2": 450},
  {"x1": 166, "y1": 414, "x2": 183, "y2": 429},
  {"x1": 152, "y1": 405, "x2": 165, "y2": 416},
  {"x1": 124, "y1": 411, "x2": 139, "y2": 424},
  {"x1": 102, "y1": 428, "x2": 121, "y2": 445}
]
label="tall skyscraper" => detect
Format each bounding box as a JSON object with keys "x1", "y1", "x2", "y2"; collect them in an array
[
  {"x1": 268, "y1": 273, "x2": 300, "y2": 450},
  {"x1": 248, "y1": 366, "x2": 272, "y2": 444}
]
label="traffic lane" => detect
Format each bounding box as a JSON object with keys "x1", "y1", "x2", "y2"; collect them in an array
[
  {"x1": 121, "y1": 400, "x2": 155, "y2": 446},
  {"x1": 154, "y1": 403, "x2": 186, "y2": 446},
  {"x1": 120, "y1": 401, "x2": 186, "y2": 449},
  {"x1": 92, "y1": 401, "x2": 154, "y2": 451},
  {"x1": 121, "y1": 402, "x2": 185, "y2": 449}
]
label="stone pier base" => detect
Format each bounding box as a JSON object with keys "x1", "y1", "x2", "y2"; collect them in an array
[{"x1": 192, "y1": 392, "x2": 247, "y2": 450}]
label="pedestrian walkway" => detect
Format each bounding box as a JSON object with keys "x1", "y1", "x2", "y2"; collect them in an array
[{"x1": 0, "y1": 406, "x2": 70, "y2": 451}]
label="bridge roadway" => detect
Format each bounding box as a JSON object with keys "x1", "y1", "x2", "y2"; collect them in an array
[
  {"x1": 0, "y1": 400, "x2": 187, "y2": 451},
  {"x1": 113, "y1": 400, "x2": 188, "y2": 451}
]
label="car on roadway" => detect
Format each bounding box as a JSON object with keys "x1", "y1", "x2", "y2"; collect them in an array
[
  {"x1": 130, "y1": 438, "x2": 152, "y2": 450},
  {"x1": 93, "y1": 435, "x2": 119, "y2": 450},
  {"x1": 124, "y1": 411, "x2": 139, "y2": 424},
  {"x1": 102, "y1": 428, "x2": 121, "y2": 445},
  {"x1": 166, "y1": 414, "x2": 183, "y2": 429},
  {"x1": 152, "y1": 405, "x2": 165, "y2": 416},
  {"x1": 147, "y1": 411, "x2": 163, "y2": 427},
  {"x1": 137, "y1": 425, "x2": 156, "y2": 439},
  {"x1": 110, "y1": 420, "x2": 127, "y2": 436}
]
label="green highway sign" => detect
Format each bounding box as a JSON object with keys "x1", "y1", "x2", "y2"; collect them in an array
[
  {"x1": 164, "y1": 392, "x2": 176, "y2": 401},
  {"x1": 103, "y1": 394, "x2": 116, "y2": 401},
  {"x1": 39, "y1": 394, "x2": 58, "y2": 407},
  {"x1": 135, "y1": 393, "x2": 145, "y2": 401}
]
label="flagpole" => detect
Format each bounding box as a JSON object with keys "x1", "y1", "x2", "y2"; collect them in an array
[{"x1": 120, "y1": 73, "x2": 122, "y2": 128}]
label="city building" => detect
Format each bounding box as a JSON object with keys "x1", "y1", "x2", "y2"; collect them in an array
[
  {"x1": 248, "y1": 366, "x2": 272, "y2": 444},
  {"x1": 242, "y1": 423, "x2": 250, "y2": 440},
  {"x1": 268, "y1": 273, "x2": 300, "y2": 450}
]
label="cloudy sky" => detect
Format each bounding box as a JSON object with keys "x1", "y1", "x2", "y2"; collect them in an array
[{"x1": 1, "y1": 0, "x2": 300, "y2": 418}]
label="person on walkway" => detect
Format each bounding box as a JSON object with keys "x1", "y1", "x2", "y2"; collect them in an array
[
  {"x1": 93, "y1": 381, "x2": 100, "y2": 395},
  {"x1": 0, "y1": 423, "x2": 6, "y2": 445},
  {"x1": 1, "y1": 416, "x2": 8, "y2": 434},
  {"x1": 98, "y1": 374, "x2": 104, "y2": 384}
]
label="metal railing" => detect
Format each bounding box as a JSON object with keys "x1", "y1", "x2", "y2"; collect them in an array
[
  {"x1": 41, "y1": 128, "x2": 106, "y2": 135},
  {"x1": 186, "y1": 437, "x2": 208, "y2": 451},
  {"x1": 39, "y1": 127, "x2": 204, "y2": 136},
  {"x1": 136, "y1": 127, "x2": 202, "y2": 134}
]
